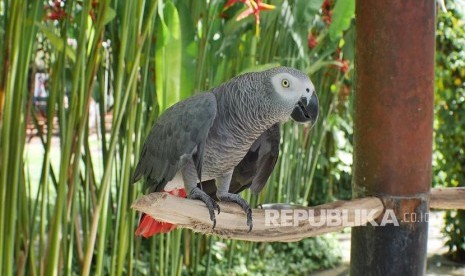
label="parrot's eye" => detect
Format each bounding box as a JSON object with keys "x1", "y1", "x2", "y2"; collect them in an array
[{"x1": 282, "y1": 79, "x2": 290, "y2": 88}]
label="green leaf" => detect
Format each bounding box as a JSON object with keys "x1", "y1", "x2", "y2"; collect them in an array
[
  {"x1": 176, "y1": 0, "x2": 197, "y2": 100},
  {"x1": 342, "y1": 26, "x2": 355, "y2": 61},
  {"x1": 155, "y1": 1, "x2": 182, "y2": 111},
  {"x1": 103, "y1": 7, "x2": 116, "y2": 25},
  {"x1": 294, "y1": 0, "x2": 325, "y2": 22},
  {"x1": 328, "y1": 0, "x2": 355, "y2": 41},
  {"x1": 35, "y1": 22, "x2": 76, "y2": 62}
]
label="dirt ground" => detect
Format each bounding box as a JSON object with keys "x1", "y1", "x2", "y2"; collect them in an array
[{"x1": 314, "y1": 211, "x2": 465, "y2": 276}]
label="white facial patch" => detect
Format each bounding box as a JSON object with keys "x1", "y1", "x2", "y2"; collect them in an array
[{"x1": 271, "y1": 73, "x2": 314, "y2": 104}]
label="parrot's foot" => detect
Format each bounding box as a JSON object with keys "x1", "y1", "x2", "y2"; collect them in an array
[
  {"x1": 218, "y1": 193, "x2": 253, "y2": 232},
  {"x1": 189, "y1": 187, "x2": 220, "y2": 229}
]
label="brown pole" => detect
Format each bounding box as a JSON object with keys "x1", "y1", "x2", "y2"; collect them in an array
[{"x1": 351, "y1": 1, "x2": 435, "y2": 275}]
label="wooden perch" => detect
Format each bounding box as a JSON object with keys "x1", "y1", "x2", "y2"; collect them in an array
[
  {"x1": 131, "y1": 187, "x2": 465, "y2": 242},
  {"x1": 430, "y1": 187, "x2": 465, "y2": 210},
  {"x1": 132, "y1": 193, "x2": 384, "y2": 242}
]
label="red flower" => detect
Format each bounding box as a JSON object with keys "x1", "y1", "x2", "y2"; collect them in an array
[
  {"x1": 333, "y1": 58, "x2": 350, "y2": 73},
  {"x1": 46, "y1": 0, "x2": 67, "y2": 21},
  {"x1": 224, "y1": 0, "x2": 247, "y2": 10},
  {"x1": 321, "y1": 0, "x2": 332, "y2": 25},
  {"x1": 332, "y1": 48, "x2": 350, "y2": 73},
  {"x1": 308, "y1": 33, "x2": 318, "y2": 49},
  {"x1": 321, "y1": 0, "x2": 332, "y2": 11},
  {"x1": 47, "y1": 10, "x2": 67, "y2": 21},
  {"x1": 322, "y1": 12, "x2": 332, "y2": 25},
  {"x1": 340, "y1": 59, "x2": 350, "y2": 73}
]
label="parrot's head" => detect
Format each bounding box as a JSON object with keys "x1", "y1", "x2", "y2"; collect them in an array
[{"x1": 268, "y1": 67, "x2": 319, "y2": 127}]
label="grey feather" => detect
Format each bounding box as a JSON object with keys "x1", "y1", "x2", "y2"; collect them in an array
[
  {"x1": 132, "y1": 93, "x2": 217, "y2": 192},
  {"x1": 131, "y1": 66, "x2": 317, "y2": 231},
  {"x1": 133, "y1": 66, "x2": 314, "y2": 197},
  {"x1": 248, "y1": 123, "x2": 281, "y2": 194},
  {"x1": 200, "y1": 123, "x2": 281, "y2": 196}
]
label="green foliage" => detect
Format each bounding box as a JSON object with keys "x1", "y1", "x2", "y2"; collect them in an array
[
  {"x1": 199, "y1": 235, "x2": 341, "y2": 275},
  {"x1": 434, "y1": 0, "x2": 465, "y2": 262},
  {"x1": 156, "y1": 1, "x2": 182, "y2": 111},
  {"x1": 328, "y1": 0, "x2": 355, "y2": 41},
  {"x1": 0, "y1": 0, "x2": 355, "y2": 274}
]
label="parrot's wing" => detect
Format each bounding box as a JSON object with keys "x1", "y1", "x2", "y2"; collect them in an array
[
  {"x1": 234, "y1": 123, "x2": 281, "y2": 194},
  {"x1": 132, "y1": 93, "x2": 217, "y2": 192},
  {"x1": 201, "y1": 123, "x2": 281, "y2": 197}
]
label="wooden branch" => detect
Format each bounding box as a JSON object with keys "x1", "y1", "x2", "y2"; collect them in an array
[
  {"x1": 131, "y1": 193, "x2": 384, "y2": 242},
  {"x1": 131, "y1": 187, "x2": 464, "y2": 242},
  {"x1": 430, "y1": 187, "x2": 465, "y2": 210}
]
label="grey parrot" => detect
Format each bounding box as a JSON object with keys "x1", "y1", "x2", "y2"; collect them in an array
[{"x1": 132, "y1": 66, "x2": 319, "y2": 232}]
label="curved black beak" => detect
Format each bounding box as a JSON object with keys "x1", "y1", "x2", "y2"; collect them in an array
[{"x1": 291, "y1": 93, "x2": 319, "y2": 126}]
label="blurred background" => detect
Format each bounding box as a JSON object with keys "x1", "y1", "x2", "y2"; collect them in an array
[{"x1": 0, "y1": 0, "x2": 464, "y2": 275}]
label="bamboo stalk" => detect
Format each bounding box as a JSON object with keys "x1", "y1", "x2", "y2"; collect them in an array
[
  {"x1": 0, "y1": 0, "x2": 371, "y2": 273},
  {"x1": 131, "y1": 187, "x2": 465, "y2": 242},
  {"x1": 81, "y1": 2, "x2": 159, "y2": 274}
]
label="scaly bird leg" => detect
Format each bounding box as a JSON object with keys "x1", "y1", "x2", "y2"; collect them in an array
[
  {"x1": 216, "y1": 171, "x2": 253, "y2": 232},
  {"x1": 218, "y1": 193, "x2": 252, "y2": 231},
  {"x1": 188, "y1": 187, "x2": 220, "y2": 228},
  {"x1": 182, "y1": 160, "x2": 220, "y2": 229}
]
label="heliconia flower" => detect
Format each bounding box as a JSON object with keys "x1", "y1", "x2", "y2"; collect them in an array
[
  {"x1": 321, "y1": 0, "x2": 332, "y2": 11},
  {"x1": 45, "y1": 0, "x2": 67, "y2": 21},
  {"x1": 332, "y1": 48, "x2": 350, "y2": 73},
  {"x1": 321, "y1": 0, "x2": 332, "y2": 25},
  {"x1": 340, "y1": 59, "x2": 350, "y2": 73},
  {"x1": 223, "y1": 0, "x2": 247, "y2": 10},
  {"x1": 47, "y1": 9, "x2": 67, "y2": 21},
  {"x1": 308, "y1": 33, "x2": 318, "y2": 49},
  {"x1": 224, "y1": 0, "x2": 276, "y2": 35},
  {"x1": 322, "y1": 12, "x2": 332, "y2": 25},
  {"x1": 334, "y1": 58, "x2": 350, "y2": 73}
]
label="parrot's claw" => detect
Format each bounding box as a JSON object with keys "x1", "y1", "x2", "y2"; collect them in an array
[
  {"x1": 189, "y1": 187, "x2": 220, "y2": 229},
  {"x1": 218, "y1": 193, "x2": 253, "y2": 232}
]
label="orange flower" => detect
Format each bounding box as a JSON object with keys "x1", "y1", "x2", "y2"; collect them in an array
[
  {"x1": 224, "y1": 0, "x2": 276, "y2": 35},
  {"x1": 224, "y1": 0, "x2": 247, "y2": 10}
]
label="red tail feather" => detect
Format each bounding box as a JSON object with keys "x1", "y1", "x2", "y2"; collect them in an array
[{"x1": 135, "y1": 188, "x2": 187, "y2": 238}]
